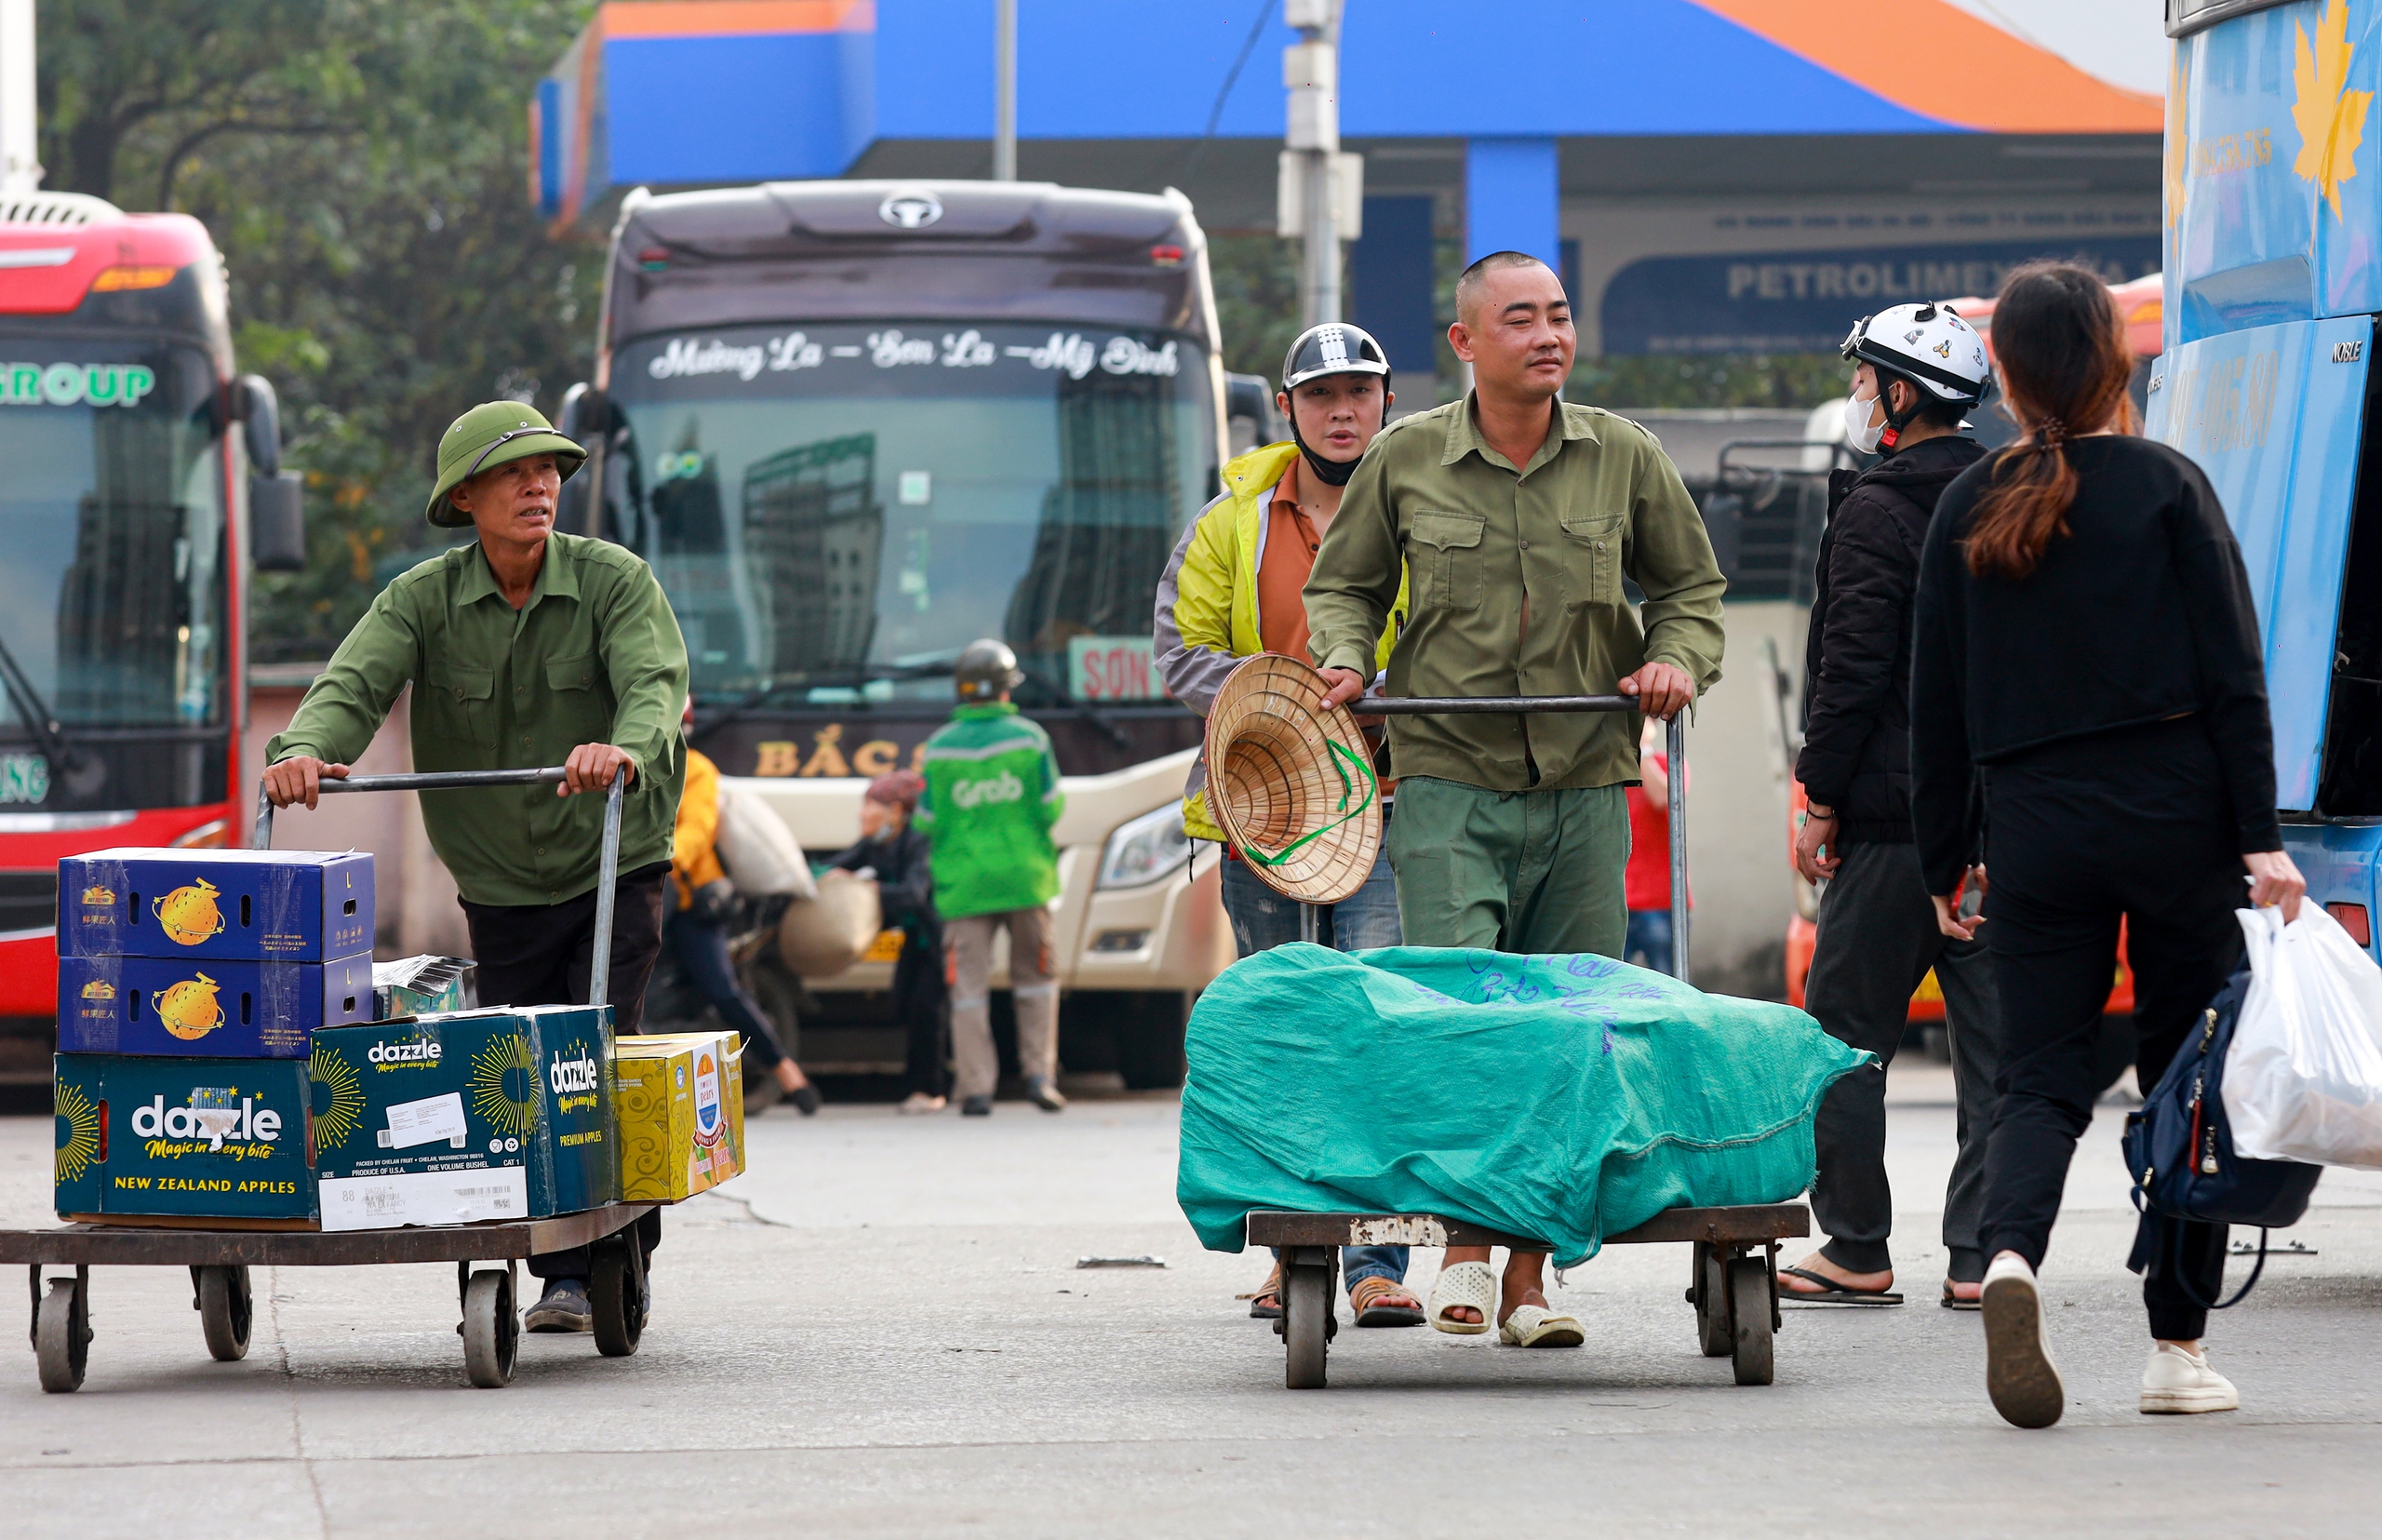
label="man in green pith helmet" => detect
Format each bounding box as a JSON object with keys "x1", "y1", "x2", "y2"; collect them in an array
[{"x1": 263, "y1": 400, "x2": 689, "y2": 1333}]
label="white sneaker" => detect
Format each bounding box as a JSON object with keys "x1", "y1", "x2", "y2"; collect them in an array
[
  {"x1": 1980, "y1": 1252, "x2": 2065, "y2": 1428},
  {"x1": 2140, "y1": 1343, "x2": 2239, "y2": 1414},
  {"x1": 897, "y1": 1092, "x2": 947, "y2": 1116}
]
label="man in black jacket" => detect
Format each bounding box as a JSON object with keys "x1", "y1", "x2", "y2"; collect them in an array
[{"x1": 1780, "y1": 302, "x2": 2001, "y2": 1308}]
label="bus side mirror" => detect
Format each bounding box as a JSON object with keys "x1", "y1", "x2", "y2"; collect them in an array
[
  {"x1": 1224, "y1": 371, "x2": 1280, "y2": 455},
  {"x1": 251, "y1": 473, "x2": 306, "y2": 572},
  {"x1": 235, "y1": 375, "x2": 306, "y2": 571},
  {"x1": 235, "y1": 374, "x2": 284, "y2": 475},
  {"x1": 555, "y1": 382, "x2": 614, "y2": 536}
]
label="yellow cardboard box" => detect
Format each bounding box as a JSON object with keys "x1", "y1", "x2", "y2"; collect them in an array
[{"x1": 612, "y1": 1031, "x2": 744, "y2": 1201}]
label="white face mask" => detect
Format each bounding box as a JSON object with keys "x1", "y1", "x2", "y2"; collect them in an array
[{"x1": 1842, "y1": 387, "x2": 1886, "y2": 455}]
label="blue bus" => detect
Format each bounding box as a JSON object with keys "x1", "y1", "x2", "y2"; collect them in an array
[{"x1": 2155, "y1": 0, "x2": 2382, "y2": 951}]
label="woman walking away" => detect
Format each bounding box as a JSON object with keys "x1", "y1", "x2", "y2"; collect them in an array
[{"x1": 1909, "y1": 261, "x2": 2305, "y2": 1428}]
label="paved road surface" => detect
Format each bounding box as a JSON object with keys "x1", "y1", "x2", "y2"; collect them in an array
[{"x1": 1, "y1": 1064, "x2": 2378, "y2": 1536}]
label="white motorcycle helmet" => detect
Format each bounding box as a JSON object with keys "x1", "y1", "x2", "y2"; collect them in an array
[{"x1": 1839, "y1": 302, "x2": 1993, "y2": 454}]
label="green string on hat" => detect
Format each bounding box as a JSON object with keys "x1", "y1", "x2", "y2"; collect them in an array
[{"x1": 1241, "y1": 739, "x2": 1378, "y2": 869}]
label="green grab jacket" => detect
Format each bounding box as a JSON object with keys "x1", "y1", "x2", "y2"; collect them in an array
[
  {"x1": 917, "y1": 703, "x2": 1064, "y2": 920},
  {"x1": 1153, "y1": 440, "x2": 1409, "y2": 843}
]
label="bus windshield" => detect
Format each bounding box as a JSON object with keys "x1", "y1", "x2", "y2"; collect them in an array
[
  {"x1": 609, "y1": 320, "x2": 1215, "y2": 703},
  {"x1": 0, "y1": 341, "x2": 226, "y2": 729}
]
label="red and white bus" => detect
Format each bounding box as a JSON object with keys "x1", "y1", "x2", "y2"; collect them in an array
[{"x1": 0, "y1": 191, "x2": 301, "y2": 1078}]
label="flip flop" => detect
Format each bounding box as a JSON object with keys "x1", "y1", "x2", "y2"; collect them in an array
[
  {"x1": 1776, "y1": 1265, "x2": 1904, "y2": 1306},
  {"x1": 1941, "y1": 1279, "x2": 1981, "y2": 1312},
  {"x1": 1426, "y1": 1260, "x2": 1496, "y2": 1335},
  {"x1": 1498, "y1": 1303, "x2": 1585, "y2": 1348},
  {"x1": 1350, "y1": 1275, "x2": 1425, "y2": 1328},
  {"x1": 1247, "y1": 1265, "x2": 1284, "y2": 1319}
]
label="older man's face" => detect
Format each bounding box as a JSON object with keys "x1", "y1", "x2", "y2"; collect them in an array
[{"x1": 450, "y1": 452, "x2": 561, "y2": 544}]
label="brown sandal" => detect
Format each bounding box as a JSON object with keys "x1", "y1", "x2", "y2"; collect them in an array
[
  {"x1": 1247, "y1": 1265, "x2": 1284, "y2": 1319},
  {"x1": 1350, "y1": 1274, "x2": 1425, "y2": 1328}
]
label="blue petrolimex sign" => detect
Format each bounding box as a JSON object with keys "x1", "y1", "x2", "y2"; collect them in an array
[{"x1": 2167, "y1": 0, "x2": 2382, "y2": 345}]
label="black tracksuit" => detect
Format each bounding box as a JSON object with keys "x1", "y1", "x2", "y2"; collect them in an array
[
  {"x1": 1796, "y1": 434, "x2": 2001, "y2": 1281},
  {"x1": 831, "y1": 827, "x2": 948, "y2": 1099},
  {"x1": 1912, "y1": 436, "x2": 2281, "y2": 1339}
]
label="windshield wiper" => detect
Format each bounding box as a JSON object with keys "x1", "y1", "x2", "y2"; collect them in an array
[{"x1": 0, "y1": 633, "x2": 80, "y2": 776}]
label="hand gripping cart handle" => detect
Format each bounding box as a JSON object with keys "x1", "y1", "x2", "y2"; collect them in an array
[
  {"x1": 1321, "y1": 695, "x2": 1690, "y2": 984},
  {"x1": 255, "y1": 766, "x2": 629, "y2": 1006}
]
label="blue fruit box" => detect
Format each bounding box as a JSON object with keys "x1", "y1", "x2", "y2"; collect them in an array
[
  {"x1": 57, "y1": 848, "x2": 374, "y2": 962},
  {"x1": 57, "y1": 952, "x2": 373, "y2": 1058},
  {"x1": 54, "y1": 1054, "x2": 317, "y2": 1224}
]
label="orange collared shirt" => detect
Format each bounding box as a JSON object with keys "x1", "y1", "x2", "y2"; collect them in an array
[{"x1": 1255, "y1": 455, "x2": 1323, "y2": 659}]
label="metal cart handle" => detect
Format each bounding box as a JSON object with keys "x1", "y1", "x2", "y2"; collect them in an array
[
  {"x1": 251, "y1": 767, "x2": 629, "y2": 1010},
  {"x1": 1355, "y1": 694, "x2": 1691, "y2": 985}
]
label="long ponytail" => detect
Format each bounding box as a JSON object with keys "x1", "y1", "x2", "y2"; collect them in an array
[{"x1": 1964, "y1": 262, "x2": 2139, "y2": 581}]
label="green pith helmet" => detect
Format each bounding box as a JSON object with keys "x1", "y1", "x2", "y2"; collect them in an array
[{"x1": 424, "y1": 401, "x2": 587, "y2": 527}]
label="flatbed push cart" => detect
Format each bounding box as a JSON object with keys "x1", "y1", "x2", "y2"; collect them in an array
[
  {"x1": 2, "y1": 767, "x2": 654, "y2": 1392},
  {"x1": 1255, "y1": 697, "x2": 1813, "y2": 1389}
]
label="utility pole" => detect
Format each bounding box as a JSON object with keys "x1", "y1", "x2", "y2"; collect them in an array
[
  {"x1": 993, "y1": 0, "x2": 1017, "y2": 181},
  {"x1": 1279, "y1": 0, "x2": 1358, "y2": 327},
  {"x1": 0, "y1": 0, "x2": 40, "y2": 197}
]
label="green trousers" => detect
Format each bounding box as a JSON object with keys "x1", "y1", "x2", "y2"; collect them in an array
[{"x1": 1384, "y1": 776, "x2": 1630, "y2": 957}]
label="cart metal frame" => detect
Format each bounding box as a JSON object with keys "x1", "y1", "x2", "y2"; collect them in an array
[
  {"x1": 1264, "y1": 697, "x2": 1804, "y2": 1389},
  {"x1": 3, "y1": 766, "x2": 647, "y2": 1392}
]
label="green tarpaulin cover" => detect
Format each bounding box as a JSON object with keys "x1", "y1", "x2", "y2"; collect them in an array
[{"x1": 1177, "y1": 945, "x2": 1867, "y2": 1266}]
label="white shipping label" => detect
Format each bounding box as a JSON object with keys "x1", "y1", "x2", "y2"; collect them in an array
[
  {"x1": 318, "y1": 1167, "x2": 529, "y2": 1232},
  {"x1": 381, "y1": 1091, "x2": 469, "y2": 1150}
]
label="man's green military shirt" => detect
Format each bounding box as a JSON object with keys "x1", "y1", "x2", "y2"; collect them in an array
[
  {"x1": 1304, "y1": 395, "x2": 1727, "y2": 792},
  {"x1": 265, "y1": 533, "x2": 689, "y2": 907}
]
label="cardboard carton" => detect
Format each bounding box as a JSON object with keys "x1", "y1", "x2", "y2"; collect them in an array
[
  {"x1": 57, "y1": 952, "x2": 372, "y2": 1058},
  {"x1": 57, "y1": 848, "x2": 374, "y2": 961},
  {"x1": 613, "y1": 1030, "x2": 744, "y2": 1201},
  {"x1": 309, "y1": 1005, "x2": 617, "y2": 1232},
  {"x1": 54, "y1": 1053, "x2": 316, "y2": 1223}
]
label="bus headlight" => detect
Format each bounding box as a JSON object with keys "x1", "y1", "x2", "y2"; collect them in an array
[{"x1": 1097, "y1": 803, "x2": 1191, "y2": 890}]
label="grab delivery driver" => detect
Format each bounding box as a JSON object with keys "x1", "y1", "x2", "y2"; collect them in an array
[
  {"x1": 263, "y1": 401, "x2": 689, "y2": 1334},
  {"x1": 1154, "y1": 321, "x2": 1423, "y2": 1330},
  {"x1": 1305, "y1": 251, "x2": 1727, "y2": 1347}
]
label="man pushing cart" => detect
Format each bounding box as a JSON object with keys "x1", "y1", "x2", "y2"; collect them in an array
[
  {"x1": 1300, "y1": 250, "x2": 1727, "y2": 1346},
  {"x1": 261, "y1": 399, "x2": 689, "y2": 1334}
]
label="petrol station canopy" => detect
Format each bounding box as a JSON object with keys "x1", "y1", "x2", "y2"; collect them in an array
[{"x1": 535, "y1": 1, "x2": 2163, "y2": 365}]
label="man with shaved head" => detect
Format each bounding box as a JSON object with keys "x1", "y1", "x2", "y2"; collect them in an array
[{"x1": 1303, "y1": 251, "x2": 1727, "y2": 1346}]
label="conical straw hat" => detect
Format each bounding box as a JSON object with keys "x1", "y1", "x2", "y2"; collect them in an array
[{"x1": 1206, "y1": 653, "x2": 1382, "y2": 905}]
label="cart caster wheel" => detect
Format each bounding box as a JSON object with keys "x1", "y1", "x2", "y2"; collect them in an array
[
  {"x1": 35, "y1": 1275, "x2": 90, "y2": 1394},
  {"x1": 195, "y1": 1265, "x2": 252, "y2": 1362},
  {"x1": 590, "y1": 1239, "x2": 646, "y2": 1359},
  {"x1": 462, "y1": 1269, "x2": 517, "y2": 1388},
  {"x1": 1728, "y1": 1255, "x2": 1774, "y2": 1386},
  {"x1": 1693, "y1": 1243, "x2": 1731, "y2": 1359},
  {"x1": 1283, "y1": 1264, "x2": 1331, "y2": 1389}
]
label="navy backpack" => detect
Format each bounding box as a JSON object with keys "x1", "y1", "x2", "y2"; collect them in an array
[{"x1": 2122, "y1": 964, "x2": 2323, "y2": 1306}]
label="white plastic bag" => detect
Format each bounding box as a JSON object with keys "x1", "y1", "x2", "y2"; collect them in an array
[
  {"x1": 2223, "y1": 903, "x2": 2382, "y2": 1167},
  {"x1": 714, "y1": 784, "x2": 817, "y2": 900}
]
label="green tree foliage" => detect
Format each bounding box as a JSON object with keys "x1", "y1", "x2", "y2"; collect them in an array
[{"x1": 37, "y1": 0, "x2": 602, "y2": 662}]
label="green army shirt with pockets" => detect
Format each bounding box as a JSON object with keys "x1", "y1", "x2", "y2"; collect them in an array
[
  {"x1": 265, "y1": 532, "x2": 689, "y2": 907},
  {"x1": 1304, "y1": 395, "x2": 1727, "y2": 792}
]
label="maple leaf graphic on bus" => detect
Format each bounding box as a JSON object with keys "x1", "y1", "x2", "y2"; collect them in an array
[{"x1": 2293, "y1": 0, "x2": 2374, "y2": 222}]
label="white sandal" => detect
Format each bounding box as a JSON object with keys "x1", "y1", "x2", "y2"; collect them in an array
[
  {"x1": 1426, "y1": 1260, "x2": 1497, "y2": 1335},
  {"x1": 1498, "y1": 1303, "x2": 1585, "y2": 1348}
]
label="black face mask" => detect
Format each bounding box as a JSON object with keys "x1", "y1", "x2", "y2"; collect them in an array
[{"x1": 1284, "y1": 372, "x2": 1390, "y2": 487}]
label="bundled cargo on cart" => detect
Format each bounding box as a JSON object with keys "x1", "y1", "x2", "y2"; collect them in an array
[
  {"x1": 52, "y1": 846, "x2": 380, "y2": 1226},
  {"x1": 11, "y1": 769, "x2": 754, "y2": 1392}
]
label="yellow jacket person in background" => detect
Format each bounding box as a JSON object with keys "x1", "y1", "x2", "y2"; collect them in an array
[{"x1": 671, "y1": 707, "x2": 817, "y2": 1115}]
